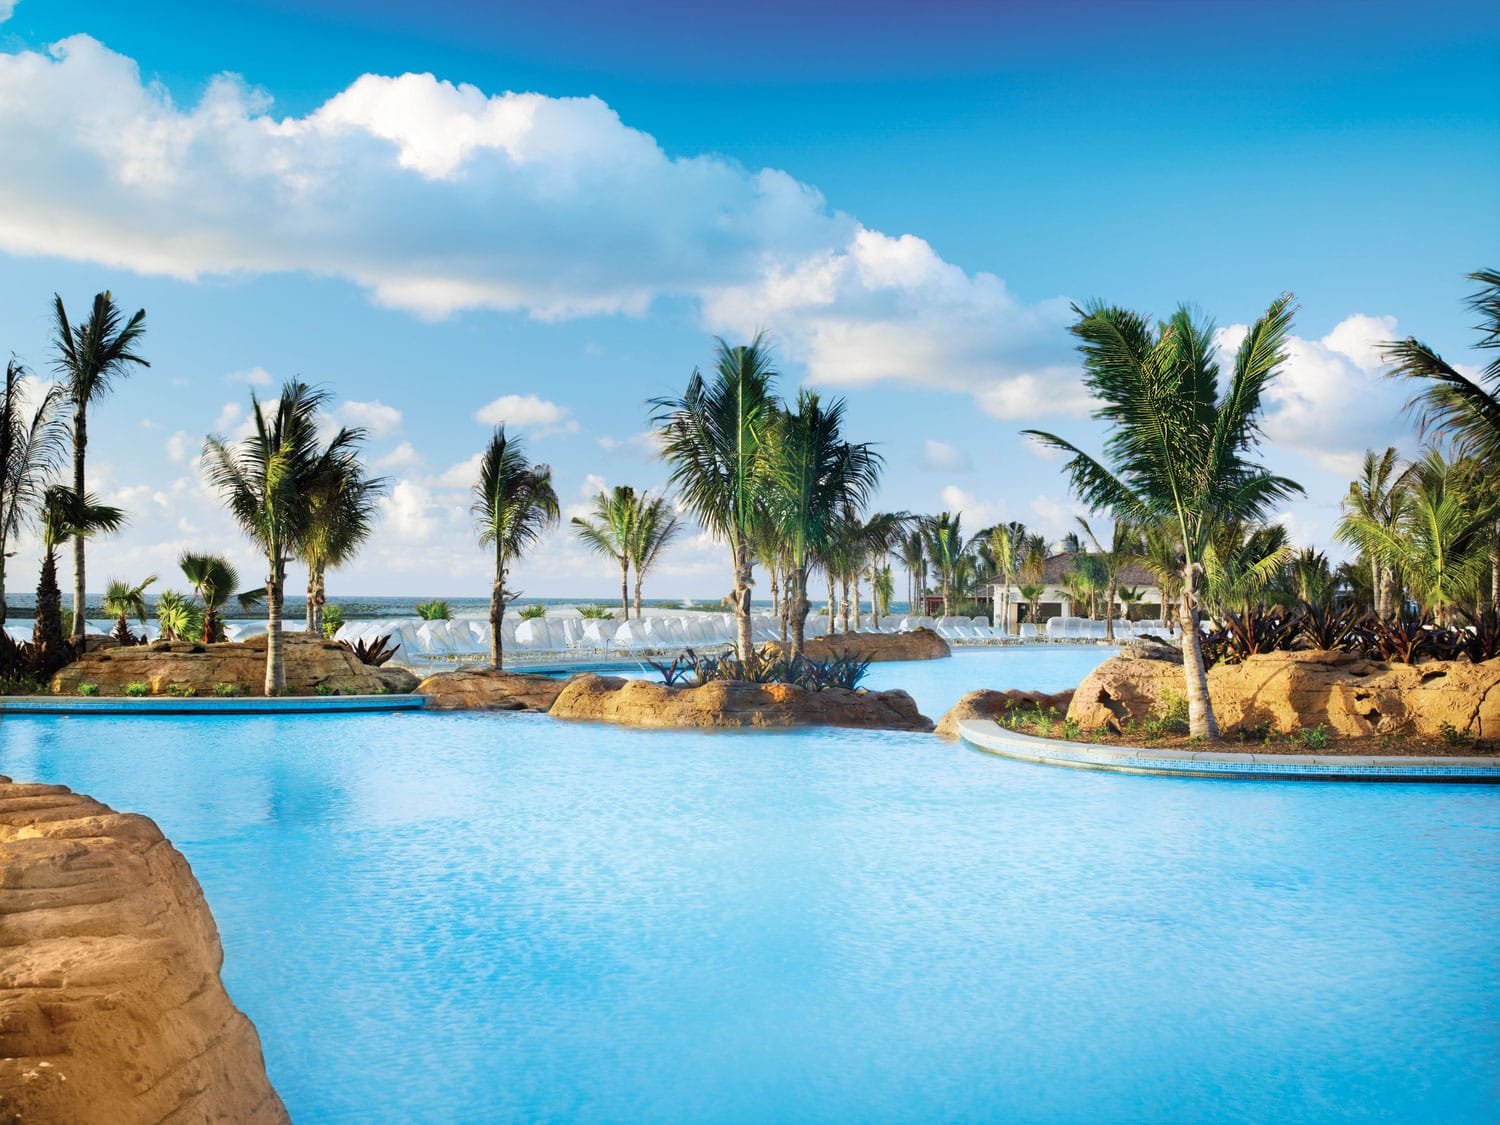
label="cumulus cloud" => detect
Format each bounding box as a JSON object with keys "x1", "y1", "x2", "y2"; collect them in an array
[
  {"x1": 164, "y1": 430, "x2": 190, "y2": 463},
  {"x1": 375, "y1": 440, "x2": 423, "y2": 469},
  {"x1": 224, "y1": 365, "x2": 273, "y2": 386},
  {"x1": 0, "y1": 4, "x2": 15, "y2": 25},
  {"x1": 473, "y1": 393, "x2": 577, "y2": 434},
  {"x1": 939, "y1": 485, "x2": 1006, "y2": 529},
  {"x1": 921, "y1": 440, "x2": 971, "y2": 472},
  {"x1": 338, "y1": 398, "x2": 402, "y2": 435},
  {"x1": 0, "y1": 35, "x2": 1083, "y2": 419}
]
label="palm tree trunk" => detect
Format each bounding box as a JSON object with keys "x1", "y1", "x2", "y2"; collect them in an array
[
  {"x1": 1371, "y1": 557, "x2": 1383, "y2": 620},
  {"x1": 852, "y1": 572, "x2": 862, "y2": 630},
  {"x1": 942, "y1": 577, "x2": 951, "y2": 618},
  {"x1": 71, "y1": 404, "x2": 87, "y2": 640},
  {"x1": 633, "y1": 577, "x2": 643, "y2": 620},
  {"x1": 827, "y1": 577, "x2": 837, "y2": 635},
  {"x1": 306, "y1": 569, "x2": 317, "y2": 631},
  {"x1": 313, "y1": 565, "x2": 327, "y2": 636},
  {"x1": 769, "y1": 566, "x2": 779, "y2": 619},
  {"x1": 264, "y1": 565, "x2": 285, "y2": 697},
  {"x1": 1491, "y1": 535, "x2": 1499, "y2": 612},
  {"x1": 839, "y1": 576, "x2": 851, "y2": 633},
  {"x1": 788, "y1": 565, "x2": 809, "y2": 660},
  {"x1": 731, "y1": 537, "x2": 754, "y2": 663},
  {"x1": 0, "y1": 554, "x2": 8, "y2": 627},
  {"x1": 1177, "y1": 571, "x2": 1219, "y2": 740},
  {"x1": 34, "y1": 550, "x2": 64, "y2": 651},
  {"x1": 620, "y1": 558, "x2": 630, "y2": 619},
  {"x1": 490, "y1": 547, "x2": 506, "y2": 670},
  {"x1": 1104, "y1": 579, "x2": 1117, "y2": 642}
]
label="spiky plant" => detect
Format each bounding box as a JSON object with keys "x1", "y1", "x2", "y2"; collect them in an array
[
  {"x1": 629, "y1": 492, "x2": 682, "y2": 620},
  {"x1": 34, "y1": 486, "x2": 124, "y2": 656},
  {"x1": 572, "y1": 485, "x2": 638, "y2": 619},
  {"x1": 178, "y1": 552, "x2": 245, "y2": 643},
  {"x1": 0, "y1": 360, "x2": 66, "y2": 626}
]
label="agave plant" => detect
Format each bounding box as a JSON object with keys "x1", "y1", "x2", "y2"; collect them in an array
[
  {"x1": 340, "y1": 633, "x2": 400, "y2": 667},
  {"x1": 413, "y1": 599, "x2": 453, "y2": 621}
]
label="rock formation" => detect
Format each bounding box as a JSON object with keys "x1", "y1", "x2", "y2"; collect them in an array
[
  {"x1": 548, "y1": 673, "x2": 934, "y2": 732},
  {"x1": 0, "y1": 778, "x2": 290, "y2": 1124},
  {"x1": 935, "y1": 688, "x2": 1076, "y2": 740},
  {"x1": 787, "y1": 627, "x2": 951, "y2": 663},
  {"x1": 50, "y1": 632, "x2": 418, "y2": 697},
  {"x1": 415, "y1": 667, "x2": 568, "y2": 712},
  {"x1": 1068, "y1": 648, "x2": 1500, "y2": 741}
]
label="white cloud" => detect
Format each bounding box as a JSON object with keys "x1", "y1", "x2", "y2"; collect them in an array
[
  {"x1": 212, "y1": 402, "x2": 242, "y2": 433},
  {"x1": 473, "y1": 393, "x2": 578, "y2": 435},
  {"x1": 921, "y1": 440, "x2": 971, "y2": 472},
  {"x1": 0, "y1": 36, "x2": 1080, "y2": 420},
  {"x1": 375, "y1": 441, "x2": 423, "y2": 469},
  {"x1": 0, "y1": 4, "x2": 15, "y2": 26},
  {"x1": 225, "y1": 365, "x2": 274, "y2": 386},
  {"x1": 338, "y1": 398, "x2": 402, "y2": 435},
  {"x1": 435, "y1": 453, "x2": 483, "y2": 490},
  {"x1": 379, "y1": 479, "x2": 439, "y2": 541},
  {"x1": 164, "y1": 430, "x2": 190, "y2": 463},
  {"x1": 939, "y1": 485, "x2": 1006, "y2": 529}
]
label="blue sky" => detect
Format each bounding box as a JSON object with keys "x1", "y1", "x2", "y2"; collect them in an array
[{"x1": 0, "y1": 0, "x2": 1496, "y2": 599}]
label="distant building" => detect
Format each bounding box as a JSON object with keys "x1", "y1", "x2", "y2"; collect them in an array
[{"x1": 990, "y1": 551, "x2": 1164, "y2": 631}]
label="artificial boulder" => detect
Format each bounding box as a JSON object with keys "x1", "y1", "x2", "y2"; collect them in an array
[
  {"x1": 50, "y1": 632, "x2": 417, "y2": 696},
  {"x1": 0, "y1": 778, "x2": 289, "y2": 1124},
  {"x1": 791, "y1": 627, "x2": 951, "y2": 663},
  {"x1": 936, "y1": 688, "x2": 1075, "y2": 740},
  {"x1": 548, "y1": 673, "x2": 934, "y2": 732},
  {"x1": 416, "y1": 667, "x2": 568, "y2": 712}
]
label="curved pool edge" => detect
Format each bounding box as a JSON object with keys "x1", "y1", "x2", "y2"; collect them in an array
[
  {"x1": 0, "y1": 693, "x2": 426, "y2": 715},
  {"x1": 956, "y1": 719, "x2": 1500, "y2": 783}
]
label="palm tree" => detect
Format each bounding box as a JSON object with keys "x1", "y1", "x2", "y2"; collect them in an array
[
  {"x1": 102, "y1": 575, "x2": 157, "y2": 644},
  {"x1": 155, "y1": 590, "x2": 203, "y2": 643},
  {"x1": 651, "y1": 335, "x2": 776, "y2": 661},
  {"x1": 988, "y1": 521, "x2": 1027, "y2": 634},
  {"x1": 874, "y1": 564, "x2": 895, "y2": 619},
  {"x1": 629, "y1": 493, "x2": 681, "y2": 619},
  {"x1": 1201, "y1": 520, "x2": 1293, "y2": 617},
  {"x1": 1025, "y1": 295, "x2": 1303, "y2": 739},
  {"x1": 763, "y1": 391, "x2": 882, "y2": 656},
  {"x1": 34, "y1": 486, "x2": 124, "y2": 654},
  {"x1": 0, "y1": 359, "x2": 66, "y2": 625},
  {"x1": 51, "y1": 292, "x2": 148, "y2": 639},
  {"x1": 898, "y1": 528, "x2": 926, "y2": 617},
  {"x1": 471, "y1": 427, "x2": 560, "y2": 670},
  {"x1": 1335, "y1": 448, "x2": 1407, "y2": 621},
  {"x1": 300, "y1": 453, "x2": 383, "y2": 636},
  {"x1": 179, "y1": 552, "x2": 246, "y2": 643},
  {"x1": 203, "y1": 381, "x2": 363, "y2": 694},
  {"x1": 572, "y1": 485, "x2": 638, "y2": 618},
  {"x1": 1284, "y1": 547, "x2": 1335, "y2": 609},
  {"x1": 1018, "y1": 582, "x2": 1047, "y2": 626},
  {"x1": 859, "y1": 511, "x2": 912, "y2": 630},
  {"x1": 1076, "y1": 516, "x2": 1138, "y2": 640},
  {"x1": 1117, "y1": 585, "x2": 1144, "y2": 621},
  {"x1": 922, "y1": 511, "x2": 963, "y2": 617},
  {"x1": 1386, "y1": 269, "x2": 1500, "y2": 609}
]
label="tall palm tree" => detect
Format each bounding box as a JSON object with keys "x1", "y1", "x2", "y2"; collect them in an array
[
  {"x1": 1335, "y1": 447, "x2": 1407, "y2": 621},
  {"x1": 1076, "y1": 516, "x2": 1138, "y2": 640},
  {"x1": 922, "y1": 511, "x2": 963, "y2": 617},
  {"x1": 102, "y1": 575, "x2": 157, "y2": 644},
  {"x1": 203, "y1": 381, "x2": 363, "y2": 694},
  {"x1": 179, "y1": 551, "x2": 247, "y2": 643},
  {"x1": 1201, "y1": 520, "x2": 1293, "y2": 616},
  {"x1": 988, "y1": 521, "x2": 1027, "y2": 634},
  {"x1": 471, "y1": 427, "x2": 559, "y2": 669},
  {"x1": 1018, "y1": 582, "x2": 1047, "y2": 626},
  {"x1": 300, "y1": 453, "x2": 383, "y2": 636},
  {"x1": 155, "y1": 590, "x2": 203, "y2": 643},
  {"x1": 874, "y1": 564, "x2": 895, "y2": 619},
  {"x1": 572, "y1": 485, "x2": 638, "y2": 618},
  {"x1": 1025, "y1": 294, "x2": 1303, "y2": 739},
  {"x1": 51, "y1": 292, "x2": 148, "y2": 639},
  {"x1": 1385, "y1": 270, "x2": 1500, "y2": 608},
  {"x1": 898, "y1": 528, "x2": 926, "y2": 617},
  {"x1": 763, "y1": 391, "x2": 881, "y2": 657},
  {"x1": 33, "y1": 486, "x2": 123, "y2": 654},
  {"x1": 859, "y1": 511, "x2": 912, "y2": 630},
  {"x1": 0, "y1": 360, "x2": 66, "y2": 625},
  {"x1": 629, "y1": 493, "x2": 681, "y2": 619},
  {"x1": 651, "y1": 335, "x2": 776, "y2": 662}
]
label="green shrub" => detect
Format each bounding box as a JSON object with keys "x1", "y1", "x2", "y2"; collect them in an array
[
  {"x1": 517, "y1": 603, "x2": 548, "y2": 620},
  {"x1": 1439, "y1": 721, "x2": 1476, "y2": 747},
  {"x1": 164, "y1": 684, "x2": 196, "y2": 697},
  {"x1": 314, "y1": 684, "x2": 336, "y2": 696},
  {"x1": 124, "y1": 681, "x2": 150, "y2": 698},
  {"x1": 321, "y1": 605, "x2": 346, "y2": 638},
  {"x1": 213, "y1": 682, "x2": 237, "y2": 697},
  {"x1": 577, "y1": 605, "x2": 615, "y2": 620},
  {"x1": 1297, "y1": 724, "x2": 1330, "y2": 750},
  {"x1": 413, "y1": 599, "x2": 452, "y2": 621},
  {"x1": 1060, "y1": 717, "x2": 1082, "y2": 740},
  {"x1": 77, "y1": 682, "x2": 99, "y2": 697}
]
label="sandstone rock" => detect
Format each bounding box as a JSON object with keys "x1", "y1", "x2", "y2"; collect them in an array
[
  {"x1": 1068, "y1": 649, "x2": 1500, "y2": 740},
  {"x1": 789, "y1": 627, "x2": 950, "y2": 663},
  {"x1": 935, "y1": 688, "x2": 1075, "y2": 740},
  {"x1": 0, "y1": 778, "x2": 289, "y2": 1124},
  {"x1": 416, "y1": 667, "x2": 568, "y2": 712},
  {"x1": 50, "y1": 632, "x2": 418, "y2": 697},
  {"x1": 548, "y1": 673, "x2": 934, "y2": 732}
]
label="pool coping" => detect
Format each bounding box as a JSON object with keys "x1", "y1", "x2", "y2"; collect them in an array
[
  {"x1": 0, "y1": 694, "x2": 427, "y2": 715},
  {"x1": 957, "y1": 719, "x2": 1500, "y2": 783}
]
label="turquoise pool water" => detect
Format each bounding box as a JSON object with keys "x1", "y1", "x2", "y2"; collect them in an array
[{"x1": 2, "y1": 656, "x2": 1497, "y2": 1122}]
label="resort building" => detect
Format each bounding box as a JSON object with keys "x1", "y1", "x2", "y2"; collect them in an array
[{"x1": 990, "y1": 551, "x2": 1164, "y2": 632}]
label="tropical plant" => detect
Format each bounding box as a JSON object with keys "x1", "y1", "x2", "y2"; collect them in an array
[
  {"x1": 651, "y1": 335, "x2": 777, "y2": 661},
  {"x1": 0, "y1": 359, "x2": 66, "y2": 625},
  {"x1": 898, "y1": 528, "x2": 926, "y2": 617},
  {"x1": 178, "y1": 552, "x2": 248, "y2": 644},
  {"x1": 857, "y1": 511, "x2": 912, "y2": 629},
  {"x1": 988, "y1": 521, "x2": 1028, "y2": 633},
  {"x1": 517, "y1": 602, "x2": 548, "y2": 620},
  {"x1": 922, "y1": 511, "x2": 964, "y2": 618},
  {"x1": 874, "y1": 564, "x2": 894, "y2": 619},
  {"x1": 414, "y1": 599, "x2": 453, "y2": 621},
  {"x1": 340, "y1": 633, "x2": 400, "y2": 667},
  {"x1": 471, "y1": 427, "x2": 560, "y2": 669},
  {"x1": 1076, "y1": 517, "x2": 1139, "y2": 639},
  {"x1": 1202, "y1": 520, "x2": 1293, "y2": 616},
  {"x1": 300, "y1": 448, "x2": 382, "y2": 635},
  {"x1": 629, "y1": 493, "x2": 682, "y2": 619},
  {"x1": 102, "y1": 575, "x2": 157, "y2": 644},
  {"x1": 1025, "y1": 294, "x2": 1303, "y2": 739},
  {"x1": 1116, "y1": 585, "x2": 1144, "y2": 620},
  {"x1": 1018, "y1": 582, "x2": 1047, "y2": 624},
  {"x1": 571, "y1": 485, "x2": 638, "y2": 618},
  {"x1": 577, "y1": 604, "x2": 615, "y2": 620},
  {"x1": 320, "y1": 603, "x2": 345, "y2": 638},
  {"x1": 203, "y1": 380, "x2": 365, "y2": 694},
  {"x1": 51, "y1": 291, "x2": 148, "y2": 639},
  {"x1": 33, "y1": 486, "x2": 124, "y2": 657},
  {"x1": 1335, "y1": 448, "x2": 1407, "y2": 621},
  {"x1": 155, "y1": 591, "x2": 202, "y2": 643}
]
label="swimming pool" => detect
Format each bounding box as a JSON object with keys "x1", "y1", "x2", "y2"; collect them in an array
[{"x1": 2, "y1": 655, "x2": 1496, "y2": 1122}]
